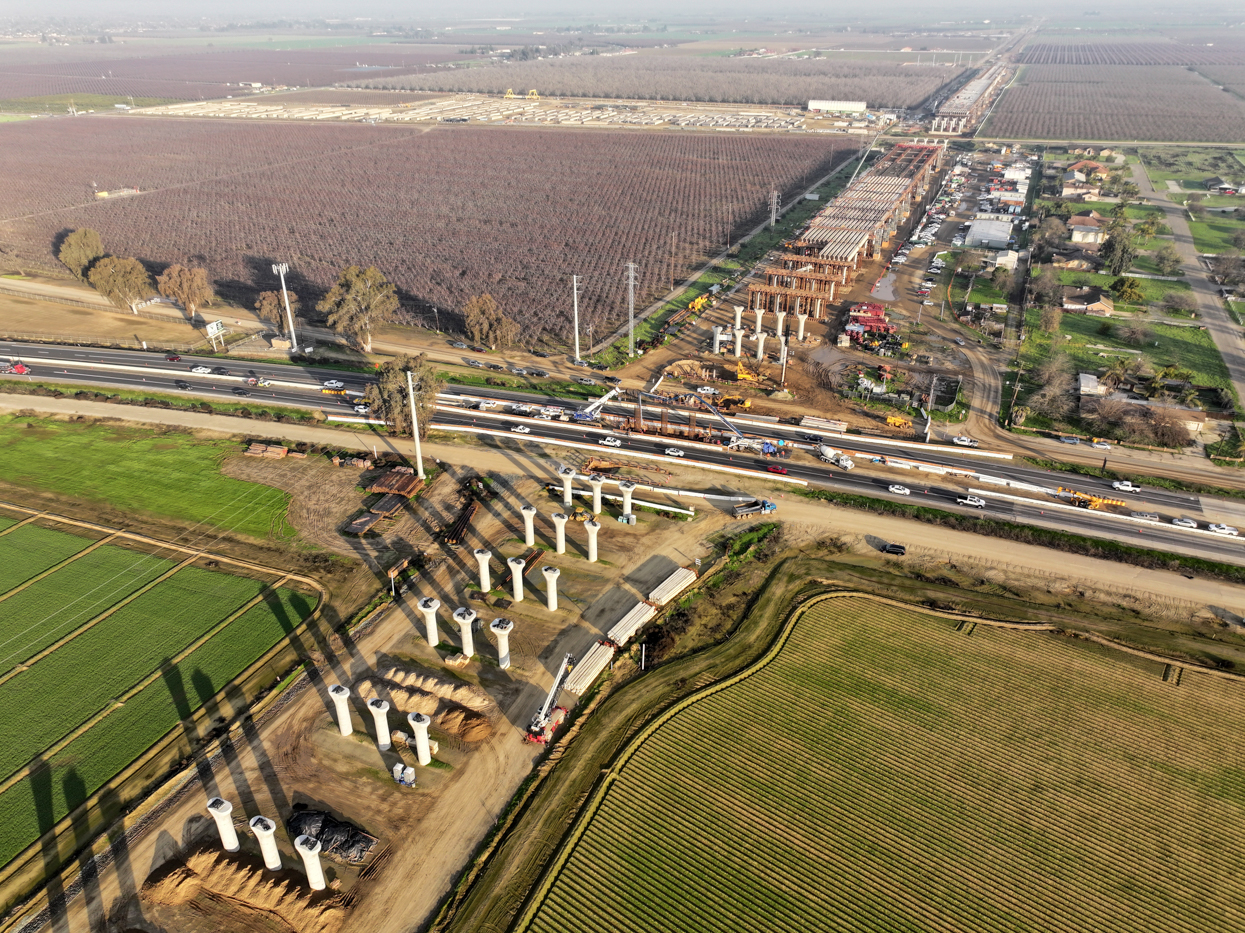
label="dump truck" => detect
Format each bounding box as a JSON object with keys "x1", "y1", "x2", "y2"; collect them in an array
[
  {"x1": 817, "y1": 446, "x2": 855, "y2": 470},
  {"x1": 732, "y1": 499, "x2": 778, "y2": 519}
]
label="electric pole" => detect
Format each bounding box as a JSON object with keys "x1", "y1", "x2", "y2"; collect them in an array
[
  {"x1": 406, "y1": 369, "x2": 425, "y2": 480},
  {"x1": 572, "y1": 275, "x2": 581, "y2": 361},
  {"x1": 625, "y1": 262, "x2": 638, "y2": 356},
  {"x1": 770, "y1": 190, "x2": 780, "y2": 228},
  {"x1": 272, "y1": 263, "x2": 298, "y2": 351}
]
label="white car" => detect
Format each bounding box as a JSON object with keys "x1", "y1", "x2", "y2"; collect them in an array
[
  {"x1": 510, "y1": 425, "x2": 531, "y2": 434},
  {"x1": 191, "y1": 365, "x2": 212, "y2": 374},
  {"x1": 577, "y1": 377, "x2": 595, "y2": 386},
  {"x1": 952, "y1": 435, "x2": 979, "y2": 447},
  {"x1": 1130, "y1": 512, "x2": 1160, "y2": 522},
  {"x1": 888, "y1": 484, "x2": 911, "y2": 496},
  {"x1": 1111, "y1": 480, "x2": 1141, "y2": 492},
  {"x1": 1091, "y1": 441, "x2": 1111, "y2": 450},
  {"x1": 664, "y1": 448, "x2": 685, "y2": 457},
  {"x1": 696, "y1": 386, "x2": 719, "y2": 395},
  {"x1": 353, "y1": 404, "x2": 370, "y2": 414},
  {"x1": 957, "y1": 495, "x2": 986, "y2": 508},
  {"x1": 600, "y1": 437, "x2": 622, "y2": 448},
  {"x1": 1171, "y1": 517, "x2": 1199, "y2": 529},
  {"x1": 923, "y1": 300, "x2": 935, "y2": 306},
  {"x1": 1209, "y1": 524, "x2": 1240, "y2": 536},
  {"x1": 322, "y1": 379, "x2": 345, "y2": 389}
]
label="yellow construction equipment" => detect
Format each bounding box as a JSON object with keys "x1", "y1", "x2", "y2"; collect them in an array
[
  {"x1": 527, "y1": 89, "x2": 540, "y2": 100},
  {"x1": 570, "y1": 505, "x2": 591, "y2": 522},
  {"x1": 736, "y1": 360, "x2": 759, "y2": 382},
  {"x1": 886, "y1": 416, "x2": 913, "y2": 429},
  {"x1": 504, "y1": 88, "x2": 516, "y2": 99},
  {"x1": 1057, "y1": 487, "x2": 1127, "y2": 510},
  {"x1": 719, "y1": 396, "x2": 751, "y2": 409}
]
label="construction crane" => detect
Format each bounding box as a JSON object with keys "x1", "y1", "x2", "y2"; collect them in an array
[
  {"x1": 638, "y1": 388, "x2": 767, "y2": 454},
  {"x1": 528, "y1": 653, "x2": 575, "y2": 742},
  {"x1": 573, "y1": 386, "x2": 623, "y2": 421},
  {"x1": 1057, "y1": 487, "x2": 1126, "y2": 510}
]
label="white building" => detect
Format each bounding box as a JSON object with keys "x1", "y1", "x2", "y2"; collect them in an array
[{"x1": 807, "y1": 99, "x2": 867, "y2": 114}]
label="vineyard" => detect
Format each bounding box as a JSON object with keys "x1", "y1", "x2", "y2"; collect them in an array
[
  {"x1": 982, "y1": 65, "x2": 1245, "y2": 142},
  {"x1": 525, "y1": 596, "x2": 1245, "y2": 933},
  {"x1": 0, "y1": 519, "x2": 317, "y2": 865},
  {"x1": 0, "y1": 45, "x2": 463, "y2": 105},
  {"x1": 1018, "y1": 41, "x2": 1245, "y2": 66},
  {"x1": 0, "y1": 119, "x2": 851, "y2": 338},
  {"x1": 354, "y1": 54, "x2": 964, "y2": 109}
]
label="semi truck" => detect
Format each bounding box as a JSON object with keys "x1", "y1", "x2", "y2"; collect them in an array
[
  {"x1": 732, "y1": 499, "x2": 778, "y2": 519},
  {"x1": 817, "y1": 446, "x2": 855, "y2": 470}
]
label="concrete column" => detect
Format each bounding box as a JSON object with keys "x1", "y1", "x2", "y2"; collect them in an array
[
  {"x1": 473, "y1": 548, "x2": 492, "y2": 592},
  {"x1": 619, "y1": 482, "x2": 637, "y2": 516},
  {"x1": 585, "y1": 520, "x2": 601, "y2": 563},
  {"x1": 587, "y1": 474, "x2": 605, "y2": 515},
  {"x1": 733, "y1": 327, "x2": 744, "y2": 357},
  {"x1": 733, "y1": 305, "x2": 743, "y2": 330},
  {"x1": 328, "y1": 684, "x2": 352, "y2": 736},
  {"x1": 249, "y1": 816, "x2": 282, "y2": 871},
  {"x1": 542, "y1": 566, "x2": 561, "y2": 612},
  {"x1": 551, "y1": 512, "x2": 568, "y2": 555},
  {"x1": 756, "y1": 332, "x2": 768, "y2": 362},
  {"x1": 797, "y1": 312, "x2": 808, "y2": 341},
  {"x1": 508, "y1": 556, "x2": 526, "y2": 601},
  {"x1": 775, "y1": 310, "x2": 787, "y2": 337},
  {"x1": 417, "y1": 596, "x2": 440, "y2": 647},
  {"x1": 711, "y1": 326, "x2": 725, "y2": 354},
  {"x1": 406, "y1": 712, "x2": 432, "y2": 766},
  {"x1": 753, "y1": 307, "x2": 764, "y2": 333},
  {"x1": 206, "y1": 797, "x2": 239, "y2": 853},
  {"x1": 294, "y1": 835, "x2": 326, "y2": 891},
  {"x1": 490, "y1": 617, "x2": 514, "y2": 669},
  {"x1": 368, "y1": 698, "x2": 391, "y2": 751},
  {"x1": 557, "y1": 467, "x2": 575, "y2": 508},
  {"x1": 520, "y1": 505, "x2": 538, "y2": 547},
  {"x1": 453, "y1": 607, "x2": 478, "y2": 658}
]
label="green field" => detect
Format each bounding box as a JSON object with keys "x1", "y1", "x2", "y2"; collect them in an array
[
  {"x1": 0, "y1": 522, "x2": 317, "y2": 865},
  {"x1": 525, "y1": 596, "x2": 1245, "y2": 933},
  {"x1": 0, "y1": 93, "x2": 180, "y2": 113},
  {"x1": 0, "y1": 417, "x2": 293, "y2": 541},
  {"x1": 1056, "y1": 270, "x2": 1192, "y2": 312},
  {"x1": 1186, "y1": 216, "x2": 1245, "y2": 255}
]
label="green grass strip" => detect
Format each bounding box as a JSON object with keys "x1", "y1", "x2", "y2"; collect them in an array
[{"x1": 0, "y1": 525, "x2": 92, "y2": 593}]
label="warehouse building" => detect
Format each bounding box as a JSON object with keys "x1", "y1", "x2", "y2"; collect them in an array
[
  {"x1": 807, "y1": 99, "x2": 867, "y2": 114},
  {"x1": 966, "y1": 218, "x2": 1013, "y2": 249}
]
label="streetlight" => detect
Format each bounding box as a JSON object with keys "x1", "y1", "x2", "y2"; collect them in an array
[{"x1": 272, "y1": 263, "x2": 298, "y2": 352}]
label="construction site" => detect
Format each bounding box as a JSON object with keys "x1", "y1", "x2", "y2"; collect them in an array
[{"x1": 929, "y1": 63, "x2": 1010, "y2": 135}]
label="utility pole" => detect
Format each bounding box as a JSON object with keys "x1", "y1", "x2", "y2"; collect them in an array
[
  {"x1": 272, "y1": 263, "x2": 298, "y2": 351},
  {"x1": 625, "y1": 262, "x2": 638, "y2": 356},
  {"x1": 770, "y1": 190, "x2": 780, "y2": 228},
  {"x1": 406, "y1": 370, "x2": 425, "y2": 480},
  {"x1": 669, "y1": 232, "x2": 676, "y2": 290},
  {"x1": 572, "y1": 276, "x2": 581, "y2": 361}
]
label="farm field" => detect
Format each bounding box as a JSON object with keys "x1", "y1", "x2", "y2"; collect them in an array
[
  {"x1": 982, "y1": 64, "x2": 1245, "y2": 142},
  {"x1": 1018, "y1": 41, "x2": 1245, "y2": 66},
  {"x1": 0, "y1": 416, "x2": 293, "y2": 542},
  {"x1": 1138, "y1": 147, "x2": 1245, "y2": 189},
  {"x1": 0, "y1": 120, "x2": 851, "y2": 338},
  {"x1": 356, "y1": 53, "x2": 964, "y2": 109},
  {"x1": 0, "y1": 515, "x2": 317, "y2": 866},
  {"x1": 525, "y1": 596, "x2": 1245, "y2": 933}
]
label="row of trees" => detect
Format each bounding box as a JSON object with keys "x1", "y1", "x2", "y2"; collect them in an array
[{"x1": 59, "y1": 228, "x2": 214, "y2": 316}]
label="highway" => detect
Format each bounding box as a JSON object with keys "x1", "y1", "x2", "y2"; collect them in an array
[{"x1": 1, "y1": 337, "x2": 1238, "y2": 558}]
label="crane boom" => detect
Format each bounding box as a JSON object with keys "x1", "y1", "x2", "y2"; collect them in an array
[
  {"x1": 530, "y1": 653, "x2": 575, "y2": 734},
  {"x1": 635, "y1": 389, "x2": 764, "y2": 453},
  {"x1": 574, "y1": 386, "x2": 623, "y2": 421}
]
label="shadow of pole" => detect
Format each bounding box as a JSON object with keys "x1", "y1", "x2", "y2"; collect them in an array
[{"x1": 30, "y1": 756, "x2": 70, "y2": 933}]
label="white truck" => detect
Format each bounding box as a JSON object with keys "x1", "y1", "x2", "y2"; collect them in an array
[{"x1": 817, "y1": 445, "x2": 855, "y2": 470}]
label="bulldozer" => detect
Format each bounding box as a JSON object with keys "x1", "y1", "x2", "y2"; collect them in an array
[
  {"x1": 886, "y1": 415, "x2": 913, "y2": 429},
  {"x1": 1057, "y1": 487, "x2": 1126, "y2": 510},
  {"x1": 570, "y1": 505, "x2": 592, "y2": 522}
]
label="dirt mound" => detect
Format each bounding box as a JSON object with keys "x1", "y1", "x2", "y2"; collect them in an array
[
  {"x1": 356, "y1": 677, "x2": 494, "y2": 744},
  {"x1": 288, "y1": 808, "x2": 377, "y2": 864},
  {"x1": 376, "y1": 658, "x2": 500, "y2": 715},
  {"x1": 141, "y1": 849, "x2": 345, "y2": 933}
]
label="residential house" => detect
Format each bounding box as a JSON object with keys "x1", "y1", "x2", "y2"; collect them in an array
[
  {"x1": 986, "y1": 249, "x2": 1020, "y2": 271},
  {"x1": 1078, "y1": 373, "x2": 1105, "y2": 397},
  {"x1": 1062, "y1": 170, "x2": 1086, "y2": 185},
  {"x1": 1062, "y1": 287, "x2": 1115, "y2": 315},
  {"x1": 1061, "y1": 180, "x2": 1102, "y2": 200},
  {"x1": 1068, "y1": 160, "x2": 1107, "y2": 178},
  {"x1": 1206, "y1": 176, "x2": 1239, "y2": 195},
  {"x1": 1068, "y1": 211, "x2": 1107, "y2": 245}
]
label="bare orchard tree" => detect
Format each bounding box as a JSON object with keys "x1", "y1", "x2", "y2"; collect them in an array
[
  {"x1": 1119, "y1": 323, "x2": 1153, "y2": 345},
  {"x1": 1085, "y1": 397, "x2": 1130, "y2": 436},
  {"x1": 1039, "y1": 307, "x2": 1063, "y2": 333}
]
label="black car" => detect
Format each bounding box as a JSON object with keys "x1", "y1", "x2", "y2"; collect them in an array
[
  {"x1": 232, "y1": 387, "x2": 250, "y2": 397},
  {"x1": 800, "y1": 433, "x2": 823, "y2": 443},
  {"x1": 603, "y1": 376, "x2": 622, "y2": 385},
  {"x1": 531, "y1": 350, "x2": 550, "y2": 358},
  {"x1": 590, "y1": 363, "x2": 609, "y2": 372},
  {"x1": 486, "y1": 363, "x2": 504, "y2": 371},
  {"x1": 212, "y1": 367, "x2": 230, "y2": 376},
  {"x1": 529, "y1": 369, "x2": 549, "y2": 377},
  {"x1": 173, "y1": 380, "x2": 191, "y2": 390},
  {"x1": 882, "y1": 543, "x2": 907, "y2": 556}
]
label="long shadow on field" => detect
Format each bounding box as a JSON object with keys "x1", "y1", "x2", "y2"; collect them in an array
[
  {"x1": 62, "y1": 770, "x2": 105, "y2": 933},
  {"x1": 30, "y1": 756, "x2": 70, "y2": 933},
  {"x1": 99, "y1": 785, "x2": 145, "y2": 932},
  {"x1": 226, "y1": 683, "x2": 290, "y2": 820},
  {"x1": 160, "y1": 658, "x2": 219, "y2": 799}
]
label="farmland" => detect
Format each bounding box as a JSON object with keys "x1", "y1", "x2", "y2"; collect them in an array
[
  {"x1": 357, "y1": 54, "x2": 965, "y2": 109},
  {"x1": 0, "y1": 514, "x2": 317, "y2": 866},
  {"x1": 523, "y1": 595, "x2": 1245, "y2": 933},
  {"x1": 981, "y1": 64, "x2": 1245, "y2": 142},
  {"x1": 0, "y1": 119, "x2": 852, "y2": 338},
  {"x1": 1018, "y1": 41, "x2": 1245, "y2": 66}
]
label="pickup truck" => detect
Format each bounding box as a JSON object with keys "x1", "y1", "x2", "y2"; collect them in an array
[
  {"x1": 956, "y1": 495, "x2": 986, "y2": 508},
  {"x1": 732, "y1": 499, "x2": 778, "y2": 519}
]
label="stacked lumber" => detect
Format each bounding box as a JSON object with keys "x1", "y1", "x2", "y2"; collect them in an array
[
  {"x1": 367, "y1": 471, "x2": 425, "y2": 498},
  {"x1": 332, "y1": 455, "x2": 373, "y2": 469},
  {"x1": 370, "y1": 494, "x2": 405, "y2": 517},
  {"x1": 345, "y1": 513, "x2": 384, "y2": 535},
  {"x1": 243, "y1": 443, "x2": 289, "y2": 459}
]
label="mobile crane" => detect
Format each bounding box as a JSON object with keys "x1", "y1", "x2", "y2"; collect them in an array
[{"x1": 527, "y1": 653, "x2": 576, "y2": 743}]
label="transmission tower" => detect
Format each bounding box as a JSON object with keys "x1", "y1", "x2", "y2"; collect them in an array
[
  {"x1": 770, "y1": 190, "x2": 780, "y2": 228},
  {"x1": 625, "y1": 262, "x2": 638, "y2": 356}
]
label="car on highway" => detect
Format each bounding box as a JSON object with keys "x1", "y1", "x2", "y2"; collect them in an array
[
  {"x1": 540, "y1": 406, "x2": 563, "y2": 415},
  {"x1": 510, "y1": 367, "x2": 528, "y2": 376},
  {"x1": 882, "y1": 543, "x2": 907, "y2": 556},
  {"x1": 166, "y1": 354, "x2": 182, "y2": 362},
  {"x1": 530, "y1": 369, "x2": 549, "y2": 378},
  {"x1": 800, "y1": 433, "x2": 823, "y2": 443},
  {"x1": 600, "y1": 437, "x2": 622, "y2": 447},
  {"x1": 232, "y1": 387, "x2": 250, "y2": 397},
  {"x1": 322, "y1": 379, "x2": 345, "y2": 389},
  {"x1": 466, "y1": 359, "x2": 485, "y2": 368},
  {"x1": 212, "y1": 367, "x2": 230, "y2": 376},
  {"x1": 173, "y1": 380, "x2": 191, "y2": 390},
  {"x1": 767, "y1": 465, "x2": 788, "y2": 475},
  {"x1": 471, "y1": 346, "x2": 488, "y2": 353},
  {"x1": 531, "y1": 350, "x2": 550, "y2": 358},
  {"x1": 191, "y1": 365, "x2": 211, "y2": 374},
  {"x1": 1059, "y1": 436, "x2": 1081, "y2": 445},
  {"x1": 1111, "y1": 480, "x2": 1142, "y2": 492},
  {"x1": 535, "y1": 413, "x2": 552, "y2": 421},
  {"x1": 664, "y1": 448, "x2": 685, "y2": 457},
  {"x1": 1131, "y1": 512, "x2": 1160, "y2": 522},
  {"x1": 1091, "y1": 441, "x2": 1112, "y2": 450},
  {"x1": 952, "y1": 435, "x2": 979, "y2": 447},
  {"x1": 576, "y1": 377, "x2": 595, "y2": 386},
  {"x1": 1210, "y1": 524, "x2": 1240, "y2": 536},
  {"x1": 510, "y1": 425, "x2": 531, "y2": 434},
  {"x1": 888, "y1": 484, "x2": 911, "y2": 496},
  {"x1": 957, "y1": 495, "x2": 986, "y2": 508},
  {"x1": 450, "y1": 341, "x2": 468, "y2": 349},
  {"x1": 353, "y1": 404, "x2": 370, "y2": 414},
  {"x1": 1171, "y1": 517, "x2": 1199, "y2": 529}
]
